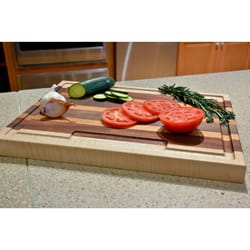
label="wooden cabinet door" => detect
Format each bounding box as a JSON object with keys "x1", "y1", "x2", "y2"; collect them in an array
[
  {"x1": 177, "y1": 42, "x2": 217, "y2": 75},
  {"x1": 248, "y1": 43, "x2": 250, "y2": 69},
  {"x1": 220, "y1": 42, "x2": 250, "y2": 71}
]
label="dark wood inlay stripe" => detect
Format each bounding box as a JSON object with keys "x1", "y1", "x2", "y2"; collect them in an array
[
  {"x1": 6, "y1": 87, "x2": 242, "y2": 154},
  {"x1": 12, "y1": 113, "x2": 238, "y2": 154}
]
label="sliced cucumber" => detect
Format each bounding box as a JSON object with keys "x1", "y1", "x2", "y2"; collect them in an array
[
  {"x1": 109, "y1": 88, "x2": 129, "y2": 95},
  {"x1": 106, "y1": 94, "x2": 133, "y2": 103},
  {"x1": 105, "y1": 89, "x2": 129, "y2": 98},
  {"x1": 105, "y1": 91, "x2": 112, "y2": 96},
  {"x1": 119, "y1": 96, "x2": 134, "y2": 102},
  {"x1": 110, "y1": 91, "x2": 128, "y2": 98},
  {"x1": 94, "y1": 88, "x2": 133, "y2": 103},
  {"x1": 93, "y1": 93, "x2": 107, "y2": 101},
  {"x1": 105, "y1": 94, "x2": 121, "y2": 102}
]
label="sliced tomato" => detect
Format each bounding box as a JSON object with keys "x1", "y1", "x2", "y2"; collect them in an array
[
  {"x1": 102, "y1": 107, "x2": 137, "y2": 128},
  {"x1": 159, "y1": 106, "x2": 204, "y2": 133},
  {"x1": 122, "y1": 101, "x2": 159, "y2": 123},
  {"x1": 143, "y1": 99, "x2": 181, "y2": 115}
]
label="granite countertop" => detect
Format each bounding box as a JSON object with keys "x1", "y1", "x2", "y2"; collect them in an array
[{"x1": 0, "y1": 70, "x2": 250, "y2": 208}]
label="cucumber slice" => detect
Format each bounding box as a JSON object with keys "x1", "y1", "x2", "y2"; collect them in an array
[
  {"x1": 93, "y1": 88, "x2": 133, "y2": 103},
  {"x1": 106, "y1": 94, "x2": 133, "y2": 103},
  {"x1": 105, "y1": 95, "x2": 122, "y2": 103},
  {"x1": 105, "y1": 91, "x2": 112, "y2": 96},
  {"x1": 106, "y1": 94, "x2": 120, "y2": 100},
  {"x1": 93, "y1": 93, "x2": 107, "y2": 101},
  {"x1": 119, "y1": 96, "x2": 134, "y2": 102},
  {"x1": 105, "y1": 89, "x2": 128, "y2": 98},
  {"x1": 110, "y1": 91, "x2": 128, "y2": 98},
  {"x1": 110, "y1": 88, "x2": 129, "y2": 95}
]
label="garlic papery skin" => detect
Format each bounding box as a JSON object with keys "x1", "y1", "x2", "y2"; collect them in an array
[
  {"x1": 40, "y1": 84, "x2": 66, "y2": 106},
  {"x1": 40, "y1": 99, "x2": 74, "y2": 118}
]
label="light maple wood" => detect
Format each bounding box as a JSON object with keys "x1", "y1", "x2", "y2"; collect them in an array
[
  {"x1": 220, "y1": 42, "x2": 250, "y2": 71},
  {"x1": 0, "y1": 82, "x2": 246, "y2": 183},
  {"x1": 177, "y1": 42, "x2": 217, "y2": 75},
  {"x1": 248, "y1": 43, "x2": 250, "y2": 69},
  {"x1": 177, "y1": 42, "x2": 250, "y2": 75}
]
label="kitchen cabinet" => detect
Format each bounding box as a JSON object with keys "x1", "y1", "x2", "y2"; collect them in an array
[
  {"x1": 177, "y1": 42, "x2": 250, "y2": 75},
  {"x1": 220, "y1": 42, "x2": 250, "y2": 71},
  {"x1": 177, "y1": 42, "x2": 216, "y2": 75}
]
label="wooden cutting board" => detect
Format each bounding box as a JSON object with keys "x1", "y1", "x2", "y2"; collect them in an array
[{"x1": 0, "y1": 81, "x2": 246, "y2": 183}]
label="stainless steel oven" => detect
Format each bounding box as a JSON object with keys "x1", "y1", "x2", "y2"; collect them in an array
[
  {"x1": 5, "y1": 42, "x2": 114, "y2": 90},
  {"x1": 15, "y1": 42, "x2": 107, "y2": 66}
]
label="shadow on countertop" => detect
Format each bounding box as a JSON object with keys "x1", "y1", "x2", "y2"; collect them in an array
[{"x1": 27, "y1": 157, "x2": 248, "y2": 195}]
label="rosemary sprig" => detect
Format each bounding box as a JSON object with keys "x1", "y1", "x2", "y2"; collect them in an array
[{"x1": 158, "y1": 84, "x2": 235, "y2": 125}]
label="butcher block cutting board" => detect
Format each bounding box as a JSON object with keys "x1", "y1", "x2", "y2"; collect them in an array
[{"x1": 0, "y1": 81, "x2": 246, "y2": 183}]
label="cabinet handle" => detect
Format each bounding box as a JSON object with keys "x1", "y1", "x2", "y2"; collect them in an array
[
  {"x1": 220, "y1": 42, "x2": 224, "y2": 50},
  {"x1": 215, "y1": 42, "x2": 224, "y2": 49}
]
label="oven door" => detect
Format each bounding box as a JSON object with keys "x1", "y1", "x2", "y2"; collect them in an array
[
  {"x1": 17, "y1": 68, "x2": 108, "y2": 89},
  {"x1": 15, "y1": 42, "x2": 107, "y2": 66}
]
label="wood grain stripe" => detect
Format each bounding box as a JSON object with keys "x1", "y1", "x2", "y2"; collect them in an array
[
  {"x1": 6, "y1": 88, "x2": 241, "y2": 155},
  {"x1": 15, "y1": 117, "x2": 226, "y2": 153},
  {"x1": 17, "y1": 113, "x2": 223, "y2": 139},
  {"x1": 12, "y1": 112, "x2": 243, "y2": 153}
]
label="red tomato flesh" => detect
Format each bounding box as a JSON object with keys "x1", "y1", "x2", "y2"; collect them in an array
[
  {"x1": 122, "y1": 101, "x2": 159, "y2": 123},
  {"x1": 159, "y1": 106, "x2": 204, "y2": 133},
  {"x1": 143, "y1": 99, "x2": 181, "y2": 115},
  {"x1": 102, "y1": 107, "x2": 137, "y2": 128}
]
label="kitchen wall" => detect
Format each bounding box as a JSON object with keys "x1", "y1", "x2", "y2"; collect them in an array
[{"x1": 116, "y1": 42, "x2": 178, "y2": 81}]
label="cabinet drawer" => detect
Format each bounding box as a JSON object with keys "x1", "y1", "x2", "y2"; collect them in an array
[{"x1": 17, "y1": 68, "x2": 108, "y2": 90}]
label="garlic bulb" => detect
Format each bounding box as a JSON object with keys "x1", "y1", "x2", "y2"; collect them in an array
[
  {"x1": 40, "y1": 98, "x2": 74, "y2": 118},
  {"x1": 40, "y1": 84, "x2": 66, "y2": 106}
]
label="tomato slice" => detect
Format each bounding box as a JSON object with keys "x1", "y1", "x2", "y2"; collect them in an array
[
  {"x1": 102, "y1": 107, "x2": 137, "y2": 128},
  {"x1": 122, "y1": 101, "x2": 159, "y2": 123},
  {"x1": 159, "y1": 106, "x2": 204, "y2": 133},
  {"x1": 143, "y1": 99, "x2": 181, "y2": 115}
]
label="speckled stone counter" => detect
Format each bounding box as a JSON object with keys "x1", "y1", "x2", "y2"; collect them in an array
[{"x1": 1, "y1": 70, "x2": 250, "y2": 207}]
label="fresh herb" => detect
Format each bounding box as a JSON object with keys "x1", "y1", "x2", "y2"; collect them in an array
[{"x1": 158, "y1": 84, "x2": 235, "y2": 125}]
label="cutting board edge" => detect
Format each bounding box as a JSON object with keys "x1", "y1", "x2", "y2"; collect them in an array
[
  {"x1": 0, "y1": 127, "x2": 245, "y2": 165},
  {"x1": 0, "y1": 136, "x2": 246, "y2": 183}
]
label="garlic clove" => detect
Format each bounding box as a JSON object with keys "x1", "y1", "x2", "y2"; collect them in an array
[
  {"x1": 40, "y1": 84, "x2": 66, "y2": 106},
  {"x1": 40, "y1": 98, "x2": 74, "y2": 118}
]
